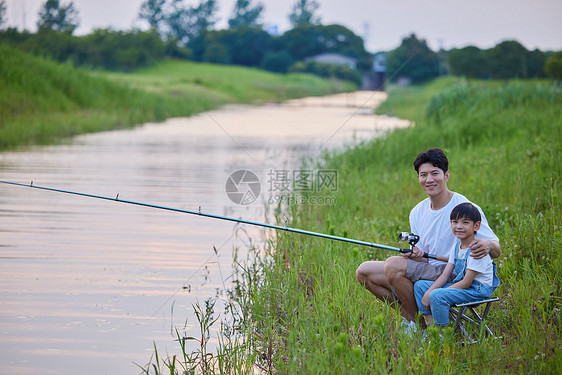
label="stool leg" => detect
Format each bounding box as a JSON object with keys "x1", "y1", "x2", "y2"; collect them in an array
[
  {"x1": 452, "y1": 306, "x2": 472, "y2": 342},
  {"x1": 468, "y1": 303, "x2": 495, "y2": 338},
  {"x1": 450, "y1": 299, "x2": 500, "y2": 343},
  {"x1": 480, "y1": 302, "x2": 495, "y2": 337}
]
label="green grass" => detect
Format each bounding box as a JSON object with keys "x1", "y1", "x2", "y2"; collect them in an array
[
  {"x1": 0, "y1": 46, "x2": 355, "y2": 150},
  {"x1": 98, "y1": 59, "x2": 352, "y2": 103},
  {"x1": 375, "y1": 77, "x2": 464, "y2": 123},
  {"x1": 138, "y1": 78, "x2": 561, "y2": 374},
  {"x1": 226, "y1": 78, "x2": 559, "y2": 374}
]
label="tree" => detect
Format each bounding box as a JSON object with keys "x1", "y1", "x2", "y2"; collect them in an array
[
  {"x1": 166, "y1": 0, "x2": 218, "y2": 45},
  {"x1": 525, "y1": 49, "x2": 547, "y2": 78},
  {"x1": 486, "y1": 40, "x2": 527, "y2": 79},
  {"x1": 0, "y1": 0, "x2": 7, "y2": 29},
  {"x1": 23, "y1": 29, "x2": 77, "y2": 62},
  {"x1": 544, "y1": 51, "x2": 562, "y2": 82},
  {"x1": 194, "y1": 27, "x2": 272, "y2": 66},
  {"x1": 282, "y1": 24, "x2": 368, "y2": 63},
  {"x1": 449, "y1": 46, "x2": 487, "y2": 78},
  {"x1": 281, "y1": 25, "x2": 322, "y2": 60},
  {"x1": 138, "y1": 0, "x2": 167, "y2": 35},
  {"x1": 77, "y1": 29, "x2": 165, "y2": 70},
  {"x1": 260, "y1": 50, "x2": 293, "y2": 73},
  {"x1": 190, "y1": 0, "x2": 218, "y2": 36},
  {"x1": 165, "y1": 0, "x2": 190, "y2": 44},
  {"x1": 288, "y1": 0, "x2": 320, "y2": 27},
  {"x1": 37, "y1": 0, "x2": 80, "y2": 34},
  {"x1": 386, "y1": 34, "x2": 439, "y2": 83},
  {"x1": 203, "y1": 42, "x2": 230, "y2": 64},
  {"x1": 228, "y1": 0, "x2": 264, "y2": 28}
]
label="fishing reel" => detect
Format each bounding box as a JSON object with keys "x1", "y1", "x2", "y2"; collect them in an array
[{"x1": 398, "y1": 232, "x2": 420, "y2": 248}]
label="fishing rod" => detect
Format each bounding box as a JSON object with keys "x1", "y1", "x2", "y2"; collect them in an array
[{"x1": 0, "y1": 180, "x2": 436, "y2": 259}]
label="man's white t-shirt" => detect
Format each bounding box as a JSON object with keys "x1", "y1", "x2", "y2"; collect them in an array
[
  {"x1": 448, "y1": 245, "x2": 494, "y2": 286},
  {"x1": 409, "y1": 192, "x2": 498, "y2": 266}
]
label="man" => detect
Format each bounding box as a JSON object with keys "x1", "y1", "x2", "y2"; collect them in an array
[{"x1": 355, "y1": 148, "x2": 501, "y2": 324}]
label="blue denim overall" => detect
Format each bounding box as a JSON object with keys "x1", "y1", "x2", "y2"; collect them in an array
[{"x1": 414, "y1": 241, "x2": 500, "y2": 326}]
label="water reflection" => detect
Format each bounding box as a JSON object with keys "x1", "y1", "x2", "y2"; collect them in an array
[{"x1": 0, "y1": 91, "x2": 409, "y2": 374}]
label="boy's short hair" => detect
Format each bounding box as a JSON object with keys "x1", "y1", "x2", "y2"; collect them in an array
[
  {"x1": 414, "y1": 148, "x2": 449, "y2": 173},
  {"x1": 450, "y1": 202, "x2": 481, "y2": 223}
]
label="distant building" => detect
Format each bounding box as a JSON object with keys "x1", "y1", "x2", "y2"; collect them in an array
[
  {"x1": 305, "y1": 53, "x2": 358, "y2": 69},
  {"x1": 362, "y1": 53, "x2": 386, "y2": 91},
  {"x1": 373, "y1": 53, "x2": 386, "y2": 73}
]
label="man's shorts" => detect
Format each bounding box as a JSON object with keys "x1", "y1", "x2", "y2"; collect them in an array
[
  {"x1": 405, "y1": 259, "x2": 456, "y2": 283},
  {"x1": 389, "y1": 260, "x2": 457, "y2": 302}
]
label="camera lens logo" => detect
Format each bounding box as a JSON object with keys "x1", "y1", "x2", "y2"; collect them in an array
[{"x1": 225, "y1": 170, "x2": 261, "y2": 205}]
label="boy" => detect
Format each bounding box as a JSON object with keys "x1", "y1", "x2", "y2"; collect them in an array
[{"x1": 413, "y1": 202, "x2": 500, "y2": 327}]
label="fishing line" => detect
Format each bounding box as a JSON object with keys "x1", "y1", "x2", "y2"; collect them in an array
[
  {"x1": 213, "y1": 245, "x2": 229, "y2": 300},
  {"x1": 150, "y1": 217, "x2": 243, "y2": 317},
  {"x1": 151, "y1": 251, "x2": 216, "y2": 318}
]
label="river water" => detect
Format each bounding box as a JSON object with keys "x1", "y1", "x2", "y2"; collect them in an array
[{"x1": 0, "y1": 91, "x2": 409, "y2": 375}]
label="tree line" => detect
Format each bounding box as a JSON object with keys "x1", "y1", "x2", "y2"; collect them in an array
[
  {"x1": 0, "y1": 0, "x2": 560, "y2": 83},
  {"x1": 386, "y1": 34, "x2": 561, "y2": 83},
  {"x1": 0, "y1": 0, "x2": 368, "y2": 83}
]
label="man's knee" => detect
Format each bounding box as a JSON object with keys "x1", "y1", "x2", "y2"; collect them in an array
[
  {"x1": 355, "y1": 263, "x2": 366, "y2": 285},
  {"x1": 356, "y1": 261, "x2": 392, "y2": 291},
  {"x1": 384, "y1": 256, "x2": 407, "y2": 281},
  {"x1": 355, "y1": 261, "x2": 375, "y2": 285}
]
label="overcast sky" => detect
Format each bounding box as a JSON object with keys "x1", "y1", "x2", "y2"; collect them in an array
[{"x1": 5, "y1": 0, "x2": 562, "y2": 52}]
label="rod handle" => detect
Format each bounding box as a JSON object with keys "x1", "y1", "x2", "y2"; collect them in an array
[
  {"x1": 423, "y1": 252, "x2": 438, "y2": 260},
  {"x1": 400, "y1": 248, "x2": 438, "y2": 260}
]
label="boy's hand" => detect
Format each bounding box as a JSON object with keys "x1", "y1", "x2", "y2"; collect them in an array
[{"x1": 422, "y1": 291, "x2": 431, "y2": 311}]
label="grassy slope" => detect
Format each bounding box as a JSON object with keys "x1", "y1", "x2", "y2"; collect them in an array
[
  {"x1": 245, "y1": 77, "x2": 561, "y2": 374},
  {"x1": 98, "y1": 59, "x2": 350, "y2": 102},
  {"x1": 0, "y1": 46, "x2": 354, "y2": 149}
]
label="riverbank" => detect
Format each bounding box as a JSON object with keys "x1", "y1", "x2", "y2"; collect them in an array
[
  {"x1": 243, "y1": 78, "x2": 561, "y2": 373},
  {"x1": 0, "y1": 45, "x2": 355, "y2": 150}
]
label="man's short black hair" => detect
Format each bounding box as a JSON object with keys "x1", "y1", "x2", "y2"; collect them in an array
[
  {"x1": 414, "y1": 148, "x2": 449, "y2": 173},
  {"x1": 450, "y1": 202, "x2": 481, "y2": 223}
]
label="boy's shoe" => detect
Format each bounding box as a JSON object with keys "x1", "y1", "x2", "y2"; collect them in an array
[{"x1": 400, "y1": 318, "x2": 419, "y2": 336}]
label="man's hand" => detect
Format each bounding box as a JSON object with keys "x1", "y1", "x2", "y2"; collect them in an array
[
  {"x1": 422, "y1": 291, "x2": 431, "y2": 311},
  {"x1": 403, "y1": 246, "x2": 425, "y2": 262},
  {"x1": 469, "y1": 239, "x2": 499, "y2": 259}
]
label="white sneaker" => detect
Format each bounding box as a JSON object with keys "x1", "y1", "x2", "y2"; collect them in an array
[{"x1": 400, "y1": 318, "x2": 419, "y2": 336}]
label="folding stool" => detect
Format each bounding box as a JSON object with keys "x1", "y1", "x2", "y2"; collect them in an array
[{"x1": 449, "y1": 297, "x2": 501, "y2": 344}]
